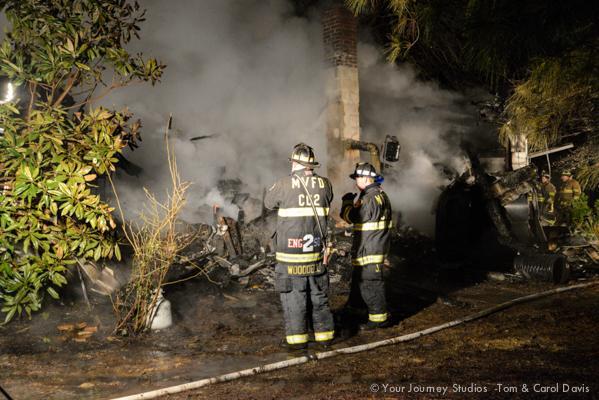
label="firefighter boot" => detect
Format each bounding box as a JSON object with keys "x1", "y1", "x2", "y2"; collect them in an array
[
  {"x1": 360, "y1": 318, "x2": 392, "y2": 331},
  {"x1": 279, "y1": 339, "x2": 308, "y2": 351}
]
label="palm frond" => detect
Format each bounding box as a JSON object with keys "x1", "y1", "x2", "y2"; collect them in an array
[
  {"x1": 345, "y1": 0, "x2": 381, "y2": 15},
  {"x1": 577, "y1": 163, "x2": 599, "y2": 190},
  {"x1": 500, "y1": 48, "x2": 598, "y2": 150}
]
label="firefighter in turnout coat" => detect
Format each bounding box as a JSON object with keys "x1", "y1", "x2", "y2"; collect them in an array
[
  {"x1": 264, "y1": 143, "x2": 335, "y2": 350},
  {"x1": 340, "y1": 162, "x2": 393, "y2": 329},
  {"x1": 538, "y1": 172, "x2": 556, "y2": 224},
  {"x1": 556, "y1": 170, "x2": 582, "y2": 226}
]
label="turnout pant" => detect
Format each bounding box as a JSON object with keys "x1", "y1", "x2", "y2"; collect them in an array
[
  {"x1": 275, "y1": 264, "x2": 334, "y2": 344},
  {"x1": 349, "y1": 263, "x2": 388, "y2": 323},
  {"x1": 556, "y1": 205, "x2": 573, "y2": 226}
]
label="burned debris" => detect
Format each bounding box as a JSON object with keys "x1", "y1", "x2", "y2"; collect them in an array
[
  {"x1": 167, "y1": 198, "x2": 349, "y2": 293},
  {"x1": 1, "y1": 1, "x2": 597, "y2": 398},
  {"x1": 435, "y1": 150, "x2": 598, "y2": 284}
]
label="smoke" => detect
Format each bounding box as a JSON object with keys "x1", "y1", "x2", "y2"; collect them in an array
[
  {"x1": 358, "y1": 44, "x2": 490, "y2": 235},
  {"x1": 106, "y1": 0, "x2": 328, "y2": 222},
  {"x1": 2, "y1": 2, "x2": 494, "y2": 235}
]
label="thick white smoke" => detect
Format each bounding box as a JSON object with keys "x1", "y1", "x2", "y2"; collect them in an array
[
  {"x1": 106, "y1": 0, "x2": 328, "y2": 222},
  {"x1": 2, "y1": 2, "x2": 493, "y2": 235},
  {"x1": 358, "y1": 44, "x2": 489, "y2": 235}
]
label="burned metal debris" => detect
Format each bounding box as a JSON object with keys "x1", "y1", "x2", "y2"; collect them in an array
[
  {"x1": 167, "y1": 203, "x2": 351, "y2": 292},
  {"x1": 167, "y1": 204, "x2": 276, "y2": 289},
  {"x1": 435, "y1": 152, "x2": 598, "y2": 283}
]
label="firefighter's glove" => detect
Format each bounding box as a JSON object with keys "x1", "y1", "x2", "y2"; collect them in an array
[{"x1": 342, "y1": 192, "x2": 357, "y2": 202}]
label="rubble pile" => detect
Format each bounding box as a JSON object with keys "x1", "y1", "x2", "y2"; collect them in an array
[
  {"x1": 561, "y1": 236, "x2": 599, "y2": 276},
  {"x1": 169, "y1": 210, "x2": 356, "y2": 293}
]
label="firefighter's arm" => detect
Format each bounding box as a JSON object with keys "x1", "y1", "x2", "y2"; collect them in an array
[
  {"x1": 263, "y1": 181, "x2": 281, "y2": 210},
  {"x1": 548, "y1": 189, "x2": 556, "y2": 212},
  {"x1": 340, "y1": 193, "x2": 357, "y2": 223},
  {"x1": 326, "y1": 179, "x2": 334, "y2": 204},
  {"x1": 340, "y1": 194, "x2": 373, "y2": 224}
]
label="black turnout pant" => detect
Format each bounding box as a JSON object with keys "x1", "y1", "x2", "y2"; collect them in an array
[{"x1": 275, "y1": 264, "x2": 334, "y2": 344}]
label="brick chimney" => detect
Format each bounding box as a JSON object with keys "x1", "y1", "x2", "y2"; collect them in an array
[{"x1": 322, "y1": 3, "x2": 360, "y2": 194}]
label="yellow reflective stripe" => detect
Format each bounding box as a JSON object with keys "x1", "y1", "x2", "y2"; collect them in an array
[
  {"x1": 369, "y1": 313, "x2": 388, "y2": 322},
  {"x1": 286, "y1": 334, "x2": 309, "y2": 344},
  {"x1": 278, "y1": 207, "x2": 329, "y2": 217},
  {"x1": 352, "y1": 254, "x2": 385, "y2": 266},
  {"x1": 342, "y1": 206, "x2": 352, "y2": 223},
  {"x1": 314, "y1": 331, "x2": 334, "y2": 341},
  {"x1": 561, "y1": 189, "x2": 574, "y2": 193},
  {"x1": 353, "y1": 220, "x2": 393, "y2": 231},
  {"x1": 276, "y1": 252, "x2": 323, "y2": 263},
  {"x1": 375, "y1": 195, "x2": 383, "y2": 205}
]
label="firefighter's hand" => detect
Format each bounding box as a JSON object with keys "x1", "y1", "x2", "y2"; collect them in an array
[{"x1": 342, "y1": 192, "x2": 357, "y2": 202}]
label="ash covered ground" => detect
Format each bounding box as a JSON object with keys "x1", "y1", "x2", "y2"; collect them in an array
[{"x1": 1, "y1": 224, "x2": 597, "y2": 400}]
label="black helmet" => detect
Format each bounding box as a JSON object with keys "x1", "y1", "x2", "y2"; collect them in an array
[
  {"x1": 350, "y1": 162, "x2": 380, "y2": 180},
  {"x1": 289, "y1": 143, "x2": 320, "y2": 167}
]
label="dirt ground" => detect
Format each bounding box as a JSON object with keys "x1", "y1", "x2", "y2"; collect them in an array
[
  {"x1": 1, "y1": 234, "x2": 598, "y2": 400},
  {"x1": 165, "y1": 283, "x2": 599, "y2": 400}
]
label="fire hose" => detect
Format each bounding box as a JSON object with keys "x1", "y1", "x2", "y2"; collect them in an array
[{"x1": 110, "y1": 279, "x2": 598, "y2": 400}]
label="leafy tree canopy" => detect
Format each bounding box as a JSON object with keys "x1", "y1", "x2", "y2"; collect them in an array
[
  {"x1": 346, "y1": 0, "x2": 598, "y2": 188},
  {"x1": 0, "y1": 0, "x2": 164, "y2": 322},
  {"x1": 345, "y1": 0, "x2": 598, "y2": 88}
]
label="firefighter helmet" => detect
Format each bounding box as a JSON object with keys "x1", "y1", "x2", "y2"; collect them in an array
[
  {"x1": 541, "y1": 171, "x2": 551, "y2": 179},
  {"x1": 289, "y1": 143, "x2": 320, "y2": 167},
  {"x1": 561, "y1": 170, "x2": 572, "y2": 177},
  {"x1": 350, "y1": 162, "x2": 380, "y2": 180}
]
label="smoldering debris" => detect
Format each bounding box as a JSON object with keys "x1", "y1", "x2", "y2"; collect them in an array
[
  {"x1": 107, "y1": 145, "x2": 595, "y2": 309},
  {"x1": 434, "y1": 151, "x2": 598, "y2": 283},
  {"x1": 160, "y1": 202, "x2": 354, "y2": 294},
  {"x1": 189, "y1": 134, "x2": 218, "y2": 142}
]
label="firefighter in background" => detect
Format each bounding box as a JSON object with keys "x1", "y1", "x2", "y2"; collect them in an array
[
  {"x1": 264, "y1": 143, "x2": 335, "y2": 350},
  {"x1": 538, "y1": 171, "x2": 556, "y2": 224},
  {"x1": 556, "y1": 170, "x2": 582, "y2": 226},
  {"x1": 340, "y1": 162, "x2": 393, "y2": 330}
]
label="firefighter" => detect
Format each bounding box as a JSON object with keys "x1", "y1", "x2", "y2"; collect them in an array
[
  {"x1": 538, "y1": 171, "x2": 556, "y2": 224},
  {"x1": 340, "y1": 162, "x2": 393, "y2": 330},
  {"x1": 556, "y1": 170, "x2": 582, "y2": 226},
  {"x1": 264, "y1": 143, "x2": 335, "y2": 350}
]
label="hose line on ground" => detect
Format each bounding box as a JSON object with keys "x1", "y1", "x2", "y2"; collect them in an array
[{"x1": 111, "y1": 280, "x2": 599, "y2": 400}]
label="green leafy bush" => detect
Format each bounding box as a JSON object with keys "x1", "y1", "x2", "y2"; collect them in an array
[
  {"x1": 0, "y1": 0, "x2": 164, "y2": 323},
  {"x1": 571, "y1": 194, "x2": 592, "y2": 228},
  {"x1": 571, "y1": 195, "x2": 599, "y2": 241}
]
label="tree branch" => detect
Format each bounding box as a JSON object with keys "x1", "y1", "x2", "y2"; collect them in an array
[
  {"x1": 65, "y1": 79, "x2": 141, "y2": 110},
  {"x1": 26, "y1": 81, "x2": 38, "y2": 121},
  {"x1": 52, "y1": 71, "x2": 79, "y2": 107}
]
